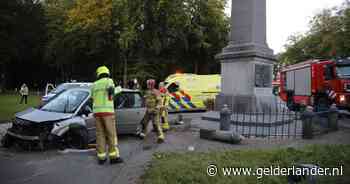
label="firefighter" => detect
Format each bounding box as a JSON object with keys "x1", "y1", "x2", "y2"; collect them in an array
[
  {"x1": 91, "y1": 66, "x2": 123, "y2": 165},
  {"x1": 159, "y1": 82, "x2": 170, "y2": 131},
  {"x1": 139, "y1": 79, "x2": 165, "y2": 143}
]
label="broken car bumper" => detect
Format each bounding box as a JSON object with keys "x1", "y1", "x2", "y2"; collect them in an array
[{"x1": 7, "y1": 131, "x2": 40, "y2": 141}]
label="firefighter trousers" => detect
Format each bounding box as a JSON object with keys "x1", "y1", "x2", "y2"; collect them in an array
[
  {"x1": 161, "y1": 109, "x2": 170, "y2": 130},
  {"x1": 142, "y1": 111, "x2": 164, "y2": 140},
  {"x1": 95, "y1": 115, "x2": 120, "y2": 160}
]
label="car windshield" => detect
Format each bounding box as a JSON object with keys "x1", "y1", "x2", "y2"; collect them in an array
[
  {"x1": 336, "y1": 66, "x2": 350, "y2": 78},
  {"x1": 41, "y1": 90, "x2": 89, "y2": 113},
  {"x1": 50, "y1": 84, "x2": 70, "y2": 94}
]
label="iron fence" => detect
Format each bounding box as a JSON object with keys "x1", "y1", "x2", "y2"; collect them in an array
[
  {"x1": 227, "y1": 102, "x2": 340, "y2": 139},
  {"x1": 230, "y1": 106, "x2": 302, "y2": 139}
]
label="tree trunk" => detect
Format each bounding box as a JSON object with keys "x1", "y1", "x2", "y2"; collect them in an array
[
  {"x1": 194, "y1": 60, "x2": 199, "y2": 74},
  {"x1": 123, "y1": 56, "x2": 128, "y2": 88},
  {"x1": 0, "y1": 63, "x2": 6, "y2": 92}
]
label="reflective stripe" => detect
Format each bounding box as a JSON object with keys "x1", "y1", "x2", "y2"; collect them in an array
[
  {"x1": 93, "y1": 107, "x2": 114, "y2": 113},
  {"x1": 114, "y1": 137, "x2": 118, "y2": 146},
  {"x1": 327, "y1": 90, "x2": 337, "y2": 99},
  {"x1": 93, "y1": 105, "x2": 114, "y2": 109},
  {"x1": 93, "y1": 105, "x2": 114, "y2": 112},
  {"x1": 97, "y1": 152, "x2": 107, "y2": 159},
  {"x1": 109, "y1": 149, "x2": 120, "y2": 158},
  {"x1": 158, "y1": 134, "x2": 164, "y2": 140}
]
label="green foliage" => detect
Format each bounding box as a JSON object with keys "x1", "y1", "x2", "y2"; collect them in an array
[
  {"x1": 279, "y1": 2, "x2": 350, "y2": 65},
  {"x1": 0, "y1": 0, "x2": 46, "y2": 64},
  {"x1": 142, "y1": 145, "x2": 350, "y2": 184},
  {"x1": 1, "y1": 0, "x2": 229, "y2": 88},
  {"x1": 45, "y1": 0, "x2": 229, "y2": 81}
]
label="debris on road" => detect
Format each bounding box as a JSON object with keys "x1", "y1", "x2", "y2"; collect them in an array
[
  {"x1": 199, "y1": 128, "x2": 243, "y2": 144},
  {"x1": 58, "y1": 148, "x2": 95, "y2": 154}
]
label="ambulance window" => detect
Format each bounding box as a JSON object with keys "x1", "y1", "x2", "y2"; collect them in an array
[{"x1": 167, "y1": 83, "x2": 179, "y2": 93}]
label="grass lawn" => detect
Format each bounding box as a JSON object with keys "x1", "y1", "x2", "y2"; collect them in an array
[
  {"x1": 0, "y1": 94, "x2": 40, "y2": 123},
  {"x1": 142, "y1": 145, "x2": 350, "y2": 184}
]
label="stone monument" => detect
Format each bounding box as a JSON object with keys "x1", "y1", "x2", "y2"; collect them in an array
[{"x1": 215, "y1": 0, "x2": 277, "y2": 112}]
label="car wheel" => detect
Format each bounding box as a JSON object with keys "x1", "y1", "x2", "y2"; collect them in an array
[
  {"x1": 64, "y1": 127, "x2": 88, "y2": 149},
  {"x1": 1, "y1": 134, "x2": 13, "y2": 148}
]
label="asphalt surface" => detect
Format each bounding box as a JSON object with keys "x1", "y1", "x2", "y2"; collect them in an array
[{"x1": 1, "y1": 112, "x2": 350, "y2": 184}]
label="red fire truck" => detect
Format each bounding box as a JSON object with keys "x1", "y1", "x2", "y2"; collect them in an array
[{"x1": 279, "y1": 58, "x2": 350, "y2": 111}]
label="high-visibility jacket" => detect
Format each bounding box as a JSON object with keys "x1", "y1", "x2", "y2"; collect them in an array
[{"x1": 91, "y1": 78, "x2": 115, "y2": 114}]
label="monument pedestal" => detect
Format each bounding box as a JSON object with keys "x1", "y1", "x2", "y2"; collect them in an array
[
  {"x1": 215, "y1": 53, "x2": 277, "y2": 112},
  {"x1": 215, "y1": 0, "x2": 278, "y2": 112},
  {"x1": 215, "y1": 94, "x2": 284, "y2": 113}
]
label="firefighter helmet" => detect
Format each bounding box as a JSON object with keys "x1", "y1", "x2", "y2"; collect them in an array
[
  {"x1": 96, "y1": 66, "x2": 110, "y2": 77},
  {"x1": 147, "y1": 79, "x2": 156, "y2": 89}
]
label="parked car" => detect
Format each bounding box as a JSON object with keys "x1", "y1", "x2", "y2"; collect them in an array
[
  {"x1": 41, "y1": 82, "x2": 92, "y2": 104},
  {"x1": 2, "y1": 87, "x2": 145, "y2": 150}
]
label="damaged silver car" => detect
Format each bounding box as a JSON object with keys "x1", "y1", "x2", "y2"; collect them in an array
[{"x1": 1, "y1": 87, "x2": 146, "y2": 150}]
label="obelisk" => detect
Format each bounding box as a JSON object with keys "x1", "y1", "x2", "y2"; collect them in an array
[{"x1": 216, "y1": 0, "x2": 277, "y2": 112}]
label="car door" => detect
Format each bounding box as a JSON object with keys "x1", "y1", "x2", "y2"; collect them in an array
[
  {"x1": 115, "y1": 92, "x2": 146, "y2": 134},
  {"x1": 79, "y1": 98, "x2": 96, "y2": 142}
]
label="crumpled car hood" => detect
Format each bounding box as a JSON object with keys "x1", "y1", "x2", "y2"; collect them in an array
[{"x1": 15, "y1": 108, "x2": 73, "y2": 123}]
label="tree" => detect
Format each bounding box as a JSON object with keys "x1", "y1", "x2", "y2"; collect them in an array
[
  {"x1": 141, "y1": 0, "x2": 229, "y2": 75},
  {"x1": 0, "y1": 0, "x2": 47, "y2": 89},
  {"x1": 0, "y1": 0, "x2": 229, "y2": 89},
  {"x1": 279, "y1": 2, "x2": 350, "y2": 65}
]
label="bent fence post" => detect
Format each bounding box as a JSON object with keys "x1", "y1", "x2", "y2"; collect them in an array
[{"x1": 328, "y1": 104, "x2": 339, "y2": 131}]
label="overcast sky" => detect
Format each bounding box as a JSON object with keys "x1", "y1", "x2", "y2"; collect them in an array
[{"x1": 225, "y1": 0, "x2": 345, "y2": 54}]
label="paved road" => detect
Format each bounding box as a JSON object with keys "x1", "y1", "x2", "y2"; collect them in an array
[
  {"x1": 1, "y1": 113, "x2": 350, "y2": 184},
  {"x1": 0, "y1": 113, "x2": 210, "y2": 184}
]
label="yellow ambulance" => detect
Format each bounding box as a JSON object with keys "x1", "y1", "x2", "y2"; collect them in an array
[{"x1": 163, "y1": 73, "x2": 221, "y2": 112}]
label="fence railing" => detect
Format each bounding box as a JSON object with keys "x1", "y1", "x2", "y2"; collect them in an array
[{"x1": 219, "y1": 103, "x2": 340, "y2": 139}]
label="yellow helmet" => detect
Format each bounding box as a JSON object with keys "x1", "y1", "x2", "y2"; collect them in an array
[{"x1": 96, "y1": 66, "x2": 110, "y2": 77}]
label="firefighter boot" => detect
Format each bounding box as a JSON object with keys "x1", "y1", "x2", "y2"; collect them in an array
[
  {"x1": 110, "y1": 157, "x2": 124, "y2": 164},
  {"x1": 157, "y1": 134, "x2": 165, "y2": 144},
  {"x1": 98, "y1": 158, "x2": 107, "y2": 165}
]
